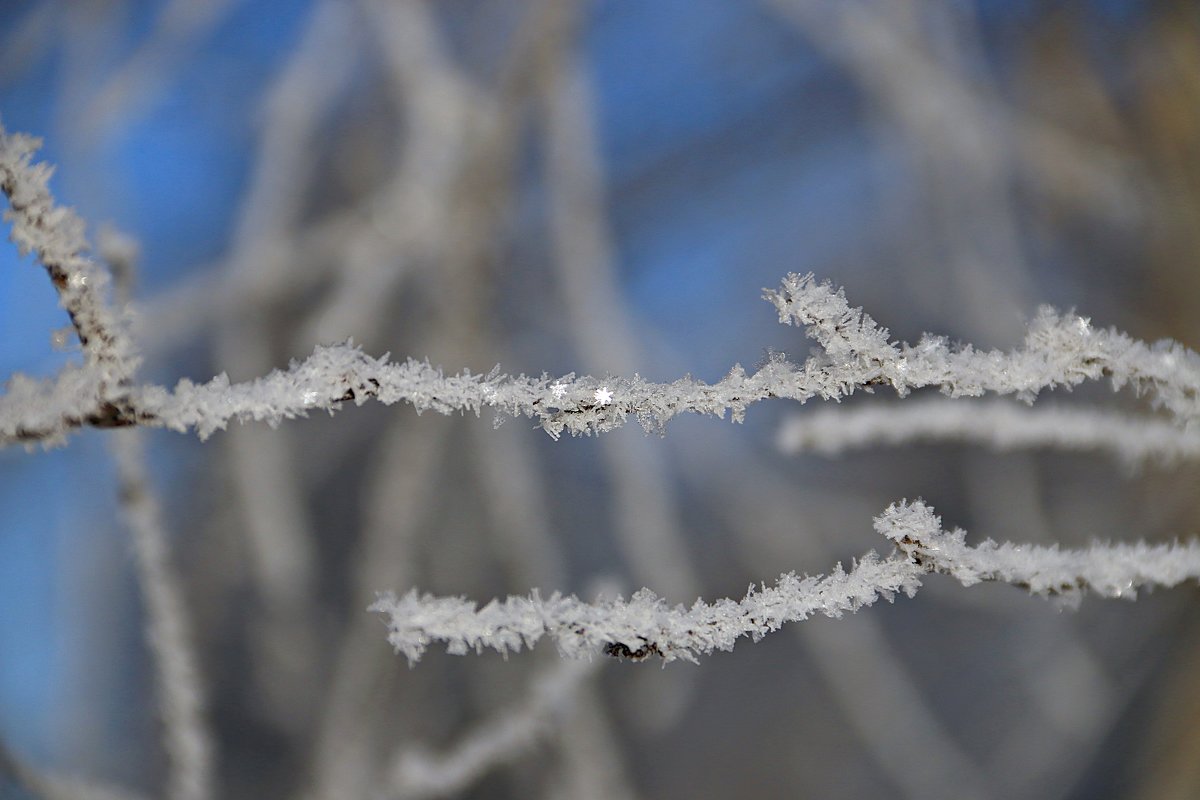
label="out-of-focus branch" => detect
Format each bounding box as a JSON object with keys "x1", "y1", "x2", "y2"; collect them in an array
[
  {"x1": 0, "y1": 739, "x2": 149, "y2": 800},
  {"x1": 305, "y1": 416, "x2": 452, "y2": 800},
  {"x1": 381, "y1": 657, "x2": 600, "y2": 800},
  {"x1": 767, "y1": 0, "x2": 1142, "y2": 225},
  {"x1": 778, "y1": 399, "x2": 1200, "y2": 468},
  {"x1": 542, "y1": 11, "x2": 699, "y2": 605},
  {"x1": 79, "y1": 0, "x2": 244, "y2": 138},
  {"x1": 111, "y1": 431, "x2": 213, "y2": 800}
]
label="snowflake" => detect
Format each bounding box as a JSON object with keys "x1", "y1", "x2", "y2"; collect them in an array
[
  {"x1": 594, "y1": 387, "x2": 613, "y2": 407},
  {"x1": 551, "y1": 382, "x2": 567, "y2": 400}
]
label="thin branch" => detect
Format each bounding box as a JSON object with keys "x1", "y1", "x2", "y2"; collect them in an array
[
  {"x1": 382, "y1": 657, "x2": 599, "y2": 800},
  {"x1": 111, "y1": 431, "x2": 214, "y2": 800},
  {"x1": 6, "y1": 275, "x2": 1200, "y2": 448},
  {"x1": 777, "y1": 399, "x2": 1200, "y2": 468},
  {"x1": 135, "y1": 270, "x2": 1200, "y2": 438}
]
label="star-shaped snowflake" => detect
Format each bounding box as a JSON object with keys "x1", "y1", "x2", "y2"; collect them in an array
[{"x1": 593, "y1": 387, "x2": 613, "y2": 406}]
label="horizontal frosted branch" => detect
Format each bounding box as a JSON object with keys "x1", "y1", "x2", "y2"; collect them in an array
[
  {"x1": 373, "y1": 501, "x2": 1200, "y2": 664},
  {"x1": 87, "y1": 275, "x2": 1200, "y2": 441},
  {"x1": 777, "y1": 399, "x2": 1200, "y2": 467}
]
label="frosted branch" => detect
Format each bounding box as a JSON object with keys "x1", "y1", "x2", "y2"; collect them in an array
[
  {"x1": 373, "y1": 501, "x2": 1200, "y2": 664},
  {"x1": 777, "y1": 399, "x2": 1200, "y2": 468}
]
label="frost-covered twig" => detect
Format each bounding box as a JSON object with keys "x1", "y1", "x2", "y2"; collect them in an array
[
  {"x1": 3, "y1": 125, "x2": 213, "y2": 798},
  {"x1": 777, "y1": 399, "x2": 1200, "y2": 467},
  {"x1": 373, "y1": 500, "x2": 1200, "y2": 664},
  {"x1": 370, "y1": 552, "x2": 924, "y2": 665},
  {"x1": 0, "y1": 121, "x2": 136, "y2": 381},
  {"x1": 0, "y1": 739, "x2": 149, "y2": 800},
  {"x1": 382, "y1": 657, "x2": 599, "y2": 800}
]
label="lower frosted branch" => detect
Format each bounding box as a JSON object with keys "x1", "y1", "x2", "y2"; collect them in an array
[
  {"x1": 1, "y1": 121, "x2": 137, "y2": 382},
  {"x1": 370, "y1": 554, "x2": 925, "y2": 665},
  {"x1": 374, "y1": 501, "x2": 1200, "y2": 664}
]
